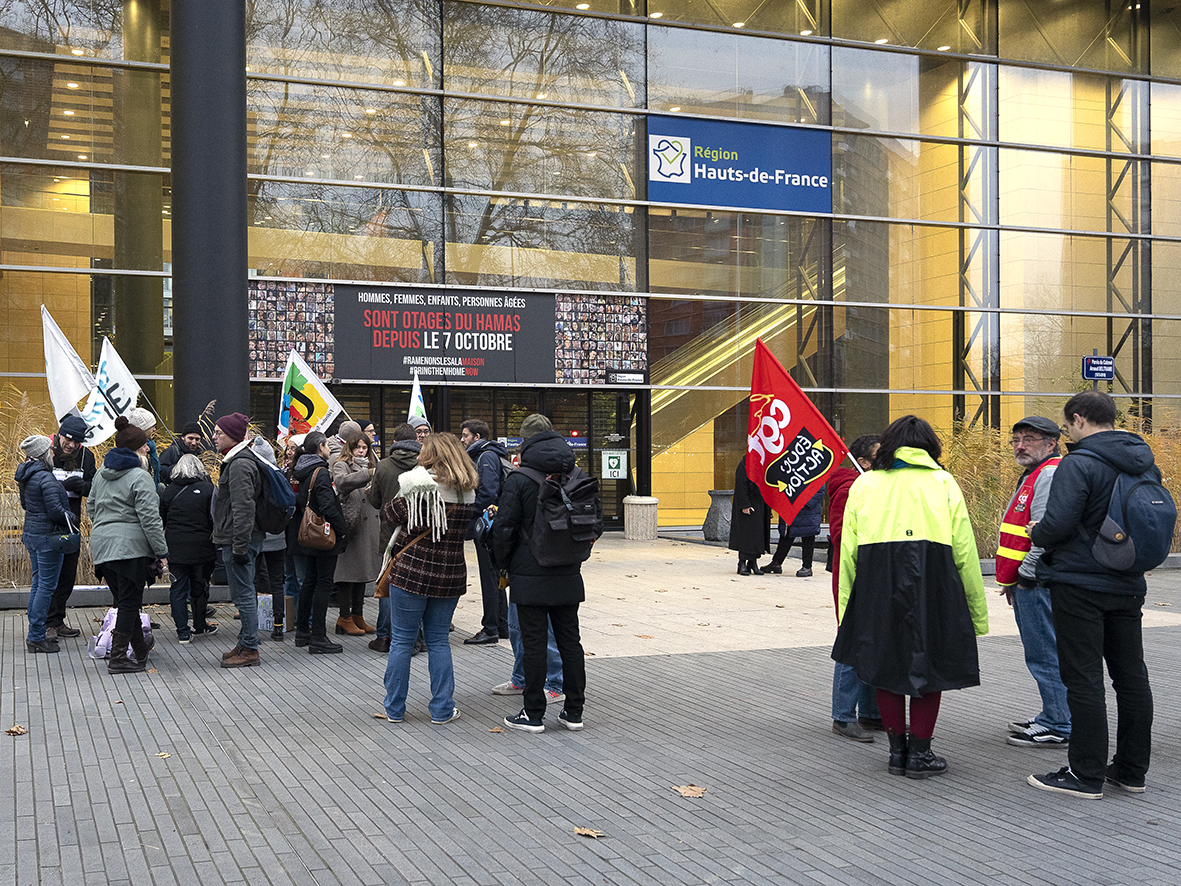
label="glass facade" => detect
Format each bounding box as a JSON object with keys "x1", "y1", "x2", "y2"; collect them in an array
[{"x1": 3, "y1": 0, "x2": 1180, "y2": 527}]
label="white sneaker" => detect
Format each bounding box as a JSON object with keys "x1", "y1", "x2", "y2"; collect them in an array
[
  {"x1": 491, "y1": 681, "x2": 524, "y2": 695},
  {"x1": 431, "y1": 708, "x2": 461, "y2": 725}
]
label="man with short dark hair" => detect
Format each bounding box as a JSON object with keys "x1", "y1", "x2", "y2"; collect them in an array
[
  {"x1": 460, "y1": 418, "x2": 510, "y2": 645},
  {"x1": 998, "y1": 416, "x2": 1070, "y2": 748},
  {"x1": 1028, "y1": 390, "x2": 1155, "y2": 799},
  {"x1": 159, "y1": 421, "x2": 208, "y2": 485},
  {"x1": 45, "y1": 415, "x2": 95, "y2": 639}
]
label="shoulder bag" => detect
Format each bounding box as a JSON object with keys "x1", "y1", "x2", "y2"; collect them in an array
[
  {"x1": 297, "y1": 467, "x2": 337, "y2": 551},
  {"x1": 374, "y1": 504, "x2": 456, "y2": 598}
]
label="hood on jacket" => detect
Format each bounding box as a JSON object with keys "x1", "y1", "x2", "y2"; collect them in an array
[
  {"x1": 518, "y1": 430, "x2": 575, "y2": 474},
  {"x1": 889, "y1": 446, "x2": 942, "y2": 472},
  {"x1": 394, "y1": 465, "x2": 474, "y2": 540},
  {"x1": 468, "y1": 438, "x2": 508, "y2": 460},
  {"x1": 15, "y1": 459, "x2": 51, "y2": 485},
  {"x1": 102, "y1": 448, "x2": 144, "y2": 474},
  {"x1": 1070, "y1": 429, "x2": 1155, "y2": 474},
  {"x1": 293, "y1": 452, "x2": 328, "y2": 482}
]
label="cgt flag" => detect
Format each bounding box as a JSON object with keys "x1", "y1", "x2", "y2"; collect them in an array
[
  {"x1": 746, "y1": 338, "x2": 849, "y2": 526},
  {"x1": 278, "y1": 350, "x2": 343, "y2": 440}
]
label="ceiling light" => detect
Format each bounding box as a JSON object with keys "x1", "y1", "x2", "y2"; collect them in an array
[
  {"x1": 265, "y1": 216, "x2": 272, "y2": 220},
  {"x1": 393, "y1": 80, "x2": 405, "y2": 86},
  {"x1": 650, "y1": 11, "x2": 663, "y2": 18},
  {"x1": 937, "y1": 45, "x2": 951, "y2": 51},
  {"x1": 669, "y1": 106, "x2": 681, "y2": 112},
  {"x1": 587, "y1": 151, "x2": 597, "y2": 157},
  {"x1": 66, "y1": 82, "x2": 79, "y2": 89},
  {"x1": 53, "y1": 197, "x2": 60, "y2": 201},
  {"x1": 499, "y1": 119, "x2": 510, "y2": 125},
  {"x1": 536, "y1": 92, "x2": 548, "y2": 99},
  {"x1": 576, "y1": 2, "x2": 590, "y2": 7},
  {"x1": 354, "y1": 174, "x2": 363, "y2": 179},
  {"x1": 733, "y1": 21, "x2": 745, "y2": 27},
  {"x1": 321, "y1": 153, "x2": 329, "y2": 158},
  {"x1": 60, "y1": 134, "x2": 70, "y2": 138},
  {"x1": 77, "y1": 154, "x2": 86, "y2": 160},
  {"x1": 305, "y1": 170, "x2": 315, "y2": 176},
  {"x1": 468, "y1": 141, "x2": 478, "y2": 147},
  {"x1": 71, "y1": 48, "x2": 83, "y2": 55},
  {"x1": 800, "y1": 29, "x2": 813, "y2": 36},
  {"x1": 63, "y1": 110, "x2": 74, "y2": 116},
  {"x1": 365, "y1": 108, "x2": 376, "y2": 114},
  {"x1": 342, "y1": 132, "x2": 353, "y2": 138},
  {"x1": 875, "y1": 38, "x2": 889, "y2": 44}
]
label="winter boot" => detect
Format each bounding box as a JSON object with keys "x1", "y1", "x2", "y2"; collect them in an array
[
  {"x1": 887, "y1": 731, "x2": 908, "y2": 776},
  {"x1": 904, "y1": 735, "x2": 948, "y2": 779},
  {"x1": 129, "y1": 621, "x2": 154, "y2": 665},
  {"x1": 335, "y1": 616, "x2": 365, "y2": 636},
  {"x1": 108, "y1": 632, "x2": 146, "y2": 674}
]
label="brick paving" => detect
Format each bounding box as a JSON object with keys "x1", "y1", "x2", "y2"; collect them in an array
[{"x1": 1, "y1": 538, "x2": 1180, "y2": 885}]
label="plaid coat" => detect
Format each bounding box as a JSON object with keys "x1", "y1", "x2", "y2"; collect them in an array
[{"x1": 383, "y1": 475, "x2": 475, "y2": 599}]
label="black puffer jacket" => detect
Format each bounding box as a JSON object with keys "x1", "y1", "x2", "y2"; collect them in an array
[
  {"x1": 492, "y1": 431, "x2": 585, "y2": 607},
  {"x1": 16, "y1": 459, "x2": 71, "y2": 545},
  {"x1": 1031, "y1": 429, "x2": 1157, "y2": 595},
  {"x1": 159, "y1": 475, "x2": 216, "y2": 566},
  {"x1": 292, "y1": 454, "x2": 347, "y2": 556}
]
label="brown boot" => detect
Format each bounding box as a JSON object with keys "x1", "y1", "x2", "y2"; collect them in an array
[
  {"x1": 128, "y1": 622, "x2": 154, "y2": 665},
  {"x1": 335, "y1": 616, "x2": 365, "y2": 636},
  {"x1": 222, "y1": 645, "x2": 244, "y2": 660},
  {"x1": 368, "y1": 636, "x2": 390, "y2": 653},
  {"x1": 353, "y1": 614, "x2": 377, "y2": 634},
  {"x1": 108, "y1": 632, "x2": 146, "y2": 674},
  {"x1": 221, "y1": 647, "x2": 260, "y2": 668}
]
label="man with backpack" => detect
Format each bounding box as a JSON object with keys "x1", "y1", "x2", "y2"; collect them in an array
[
  {"x1": 494, "y1": 414, "x2": 602, "y2": 734},
  {"x1": 460, "y1": 419, "x2": 510, "y2": 645},
  {"x1": 1027, "y1": 391, "x2": 1159, "y2": 799}
]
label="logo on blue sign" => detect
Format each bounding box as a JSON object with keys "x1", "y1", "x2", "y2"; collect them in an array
[{"x1": 650, "y1": 136, "x2": 692, "y2": 183}]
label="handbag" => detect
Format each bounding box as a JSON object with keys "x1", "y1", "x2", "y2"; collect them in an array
[
  {"x1": 45, "y1": 512, "x2": 81, "y2": 555},
  {"x1": 297, "y1": 468, "x2": 337, "y2": 551},
  {"x1": 374, "y1": 504, "x2": 455, "y2": 598}
]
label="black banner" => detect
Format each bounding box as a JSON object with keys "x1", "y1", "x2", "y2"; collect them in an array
[{"x1": 334, "y1": 285, "x2": 557, "y2": 384}]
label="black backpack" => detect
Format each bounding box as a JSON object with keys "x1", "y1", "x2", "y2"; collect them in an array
[
  {"x1": 516, "y1": 466, "x2": 603, "y2": 567},
  {"x1": 1073, "y1": 450, "x2": 1177, "y2": 572},
  {"x1": 245, "y1": 450, "x2": 297, "y2": 534}
]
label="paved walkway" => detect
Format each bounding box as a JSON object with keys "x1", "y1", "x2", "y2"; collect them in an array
[{"x1": 1, "y1": 535, "x2": 1180, "y2": 885}]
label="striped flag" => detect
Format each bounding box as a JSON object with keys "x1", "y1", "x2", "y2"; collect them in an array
[{"x1": 278, "y1": 351, "x2": 343, "y2": 440}]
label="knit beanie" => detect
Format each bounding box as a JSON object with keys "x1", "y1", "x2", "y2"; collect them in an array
[
  {"x1": 114, "y1": 416, "x2": 149, "y2": 450},
  {"x1": 20, "y1": 435, "x2": 52, "y2": 460},
  {"x1": 519, "y1": 413, "x2": 554, "y2": 440},
  {"x1": 58, "y1": 415, "x2": 89, "y2": 442},
  {"x1": 338, "y1": 420, "x2": 362, "y2": 439},
  {"x1": 408, "y1": 415, "x2": 431, "y2": 430},
  {"x1": 214, "y1": 413, "x2": 249, "y2": 444},
  {"x1": 181, "y1": 421, "x2": 202, "y2": 436},
  {"x1": 127, "y1": 406, "x2": 156, "y2": 431}
]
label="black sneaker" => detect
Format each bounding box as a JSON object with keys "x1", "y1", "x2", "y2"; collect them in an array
[
  {"x1": 1027, "y1": 766, "x2": 1103, "y2": 799},
  {"x1": 192, "y1": 624, "x2": 219, "y2": 638},
  {"x1": 177, "y1": 631, "x2": 192, "y2": 645},
  {"x1": 1007, "y1": 723, "x2": 1069, "y2": 747},
  {"x1": 504, "y1": 710, "x2": 545, "y2": 734},
  {"x1": 796, "y1": 567, "x2": 813, "y2": 577},
  {"x1": 558, "y1": 710, "x2": 584, "y2": 731},
  {"x1": 1105, "y1": 763, "x2": 1146, "y2": 794}
]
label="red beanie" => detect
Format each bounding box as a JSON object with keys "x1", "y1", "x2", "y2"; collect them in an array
[{"x1": 215, "y1": 413, "x2": 249, "y2": 444}]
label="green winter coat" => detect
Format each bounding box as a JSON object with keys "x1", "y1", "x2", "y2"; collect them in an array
[
  {"x1": 87, "y1": 450, "x2": 169, "y2": 566},
  {"x1": 832, "y1": 446, "x2": 987, "y2": 696}
]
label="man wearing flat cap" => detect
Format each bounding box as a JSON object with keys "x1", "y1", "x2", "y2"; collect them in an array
[
  {"x1": 997, "y1": 416, "x2": 1070, "y2": 748},
  {"x1": 45, "y1": 415, "x2": 96, "y2": 638}
]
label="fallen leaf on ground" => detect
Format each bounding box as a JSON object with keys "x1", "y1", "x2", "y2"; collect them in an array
[
  {"x1": 6, "y1": 725, "x2": 28, "y2": 736},
  {"x1": 698, "y1": 622, "x2": 710, "y2": 626},
  {"x1": 611, "y1": 623, "x2": 626, "y2": 627},
  {"x1": 155, "y1": 752, "x2": 171, "y2": 759},
  {"x1": 655, "y1": 588, "x2": 667, "y2": 593},
  {"x1": 702, "y1": 597, "x2": 711, "y2": 600},
  {"x1": 585, "y1": 651, "x2": 595, "y2": 656},
  {"x1": 636, "y1": 634, "x2": 654, "y2": 639},
  {"x1": 93, "y1": 618, "x2": 103, "y2": 623},
  {"x1": 776, "y1": 604, "x2": 785, "y2": 609},
  {"x1": 574, "y1": 827, "x2": 605, "y2": 839},
  {"x1": 372, "y1": 712, "x2": 387, "y2": 719},
  {"x1": 672, "y1": 784, "x2": 706, "y2": 798},
  {"x1": 489, "y1": 726, "x2": 504, "y2": 733},
  {"x1": 1155, "y1": 602, "x2": 1172, "y2": 606},
  {"x1": 147, "y1": 668, "x2": 157, "y2": 674},
  {"x1": 114, "y1": 700, "x2": 123, "y2": 704}
]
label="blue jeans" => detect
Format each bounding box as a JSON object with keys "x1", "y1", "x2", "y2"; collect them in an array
[
  {"x1": 831, "y1": 661, "x2": 880, "y2": 722},
  {"x1": 25, "y1": 545, "x2": 64, "y2": 643},
  {"x1": 376, "y1": 596, "x2": 391, "y2": 639},
  {"x1": 1012, "y1": 585, "x2": 1071, "y2": 735},
  {"x1": 508, "y1": 601, "x2": 562, "y2": 693},
  {"x1": 223, "y1": 542, "x2": 262, "y2": 650},
  {"x1": 383, "y1": 586, "x2": 459, "y2": 721},
  {"x1": 284, "y1": 549, "x2": 304, "y2": 599}
]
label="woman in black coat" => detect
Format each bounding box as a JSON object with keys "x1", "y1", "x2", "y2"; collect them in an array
[
  {"x1": 728, "y1": 455, "x2": 770, "y2": 575},
  {"x1": 290, "y1": 431, "x2": 348, "y2": 654},
  {"x1": 159, "y1": 453, "x2": 217, "y2": 642}
]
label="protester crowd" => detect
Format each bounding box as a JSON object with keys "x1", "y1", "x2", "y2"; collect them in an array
[{"x1": 14, "y1": 389, "x2": 1165, "y2": 798}]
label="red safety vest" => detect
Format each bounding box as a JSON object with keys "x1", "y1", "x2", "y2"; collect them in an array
[{"x1": 995, "y1": 456, "x2": 1060, "y2": 586}]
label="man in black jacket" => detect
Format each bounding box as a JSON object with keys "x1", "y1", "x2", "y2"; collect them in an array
[
  {"x1": 1027, "y1": 391, "x2": 1155, "y2": 799},
  {"x1": 494, "y1": 414, "x2": 593, "y2": 734},
  {"x1": 461, "y1": 419, "x2": 510, "y2": 645},
  {"x1": 159, "y1": 422, "x2": 209, "y2": 485},
  {"x1": 46, "y1": 415, "x2": 95, "y2": 638}
]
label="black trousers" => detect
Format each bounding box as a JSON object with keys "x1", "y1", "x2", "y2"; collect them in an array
[
  {"x1": 771, "y1": 526, "x2": 815, "y2": 569},
  {"x1": 518, "y1": 602, "x2": 585, "y2": 721},
  {"x1": 1051, "y1": 581, "x2": 1154, "y2": 787},
  {"x1": 476, "y1": 542, "x2": 508, "y2": 636},
  {"x1": 335, "y1": 581, "x2": 366, "y2": 618},
  {"x1": 254, "y1": 548, "x2": 286, "y2": 625},
  {"x1": 46, "y1": 547, "x2": 80, "y2": 626},
  {"x1": 297, "y1": 554, "x2": 337, "y2": 638},
  {"x1": 102, "y1": 558, "x2": 149, "y2": 635}
]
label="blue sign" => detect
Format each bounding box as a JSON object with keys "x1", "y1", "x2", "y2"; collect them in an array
[
  {"x1": 648, "y1": 115, "x2": 831, "y2": 214},
  {"x1": 1082, "y1": 355, "x2": 1115, "y2": 381}
]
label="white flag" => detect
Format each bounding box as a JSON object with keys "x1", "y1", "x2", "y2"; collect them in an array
[
  {"x1": 79, "y1": 338, "x2": 142, "y2": 446},
  {"x1": 408, "y1": 371, "x2": 427, "y2": 421},
  {"x1": 41, "y1": 305, "x2": 94, "y2": 421}
]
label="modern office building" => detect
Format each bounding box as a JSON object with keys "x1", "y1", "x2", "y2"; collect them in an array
[{"x1": 3, "y1": 1, "x2": 1180, "y2": 528}]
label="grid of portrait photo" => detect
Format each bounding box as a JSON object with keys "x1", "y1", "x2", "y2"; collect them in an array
[
  {"x1": 248, "y1": 281, "x2": 335, "y2": 379},
  {"x1": 554, "y1": 293, "x2": 647, "y2": 384}
]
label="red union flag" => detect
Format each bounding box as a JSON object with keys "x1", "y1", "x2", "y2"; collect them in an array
[{"x1": 747, "y1": 338, "x2": 849, "y2": 525}]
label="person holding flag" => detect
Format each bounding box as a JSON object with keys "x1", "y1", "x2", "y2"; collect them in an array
[{"x1": 831, "y1": 415, "x2": 988, "y2": 780}]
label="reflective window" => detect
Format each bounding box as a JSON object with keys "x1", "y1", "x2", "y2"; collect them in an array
[
  {"x1": 998, "y1": 67, "x2": 1147, "y2": 153},
  {"x1": 833, "y1": 0, "x2": 994, "y2": 55},
  {"x1": 999, "y1": 149, "x2": 1132, "y2": 234},
  {"x1": 247, "y1": 0, "x2": 439, "y2": 88},
  {"x1": 443, "y1": 99, "x2": 637, "y2": 200},
  {"x1": 645, "y1": 0, "x2": 827, "y2": 38},
  {"x1": 648, "y1": 27, "x2": 828, "y2": 124},
  {"x1": 443, "y1": 2, "x2": 644, "y2": 108},
  {"x1": 832, "y1": 48, "x2": 969, "y2": 138},
  {"x1": 247, "y1": 183, "x2": 442, "y2": 284},
  {"x1": 998, "y1": 0, "x2": 1143, "y2": 74},
  {"x1": 1152, "y1": 2, "x2": 1181, "y2": 78},
  {"x1": 0, "y1": 1, "x2": 161, "y2": 62},
  {"x1": 1000, "y1": 230, "x2": 1147, "y2": 316},
  {"x1": 443, "y1": 195, "x2": 636, "y2": 290},
  {"x1": 247, "y1": 80, "x2": 441, "y2": 186},
  {"x1": 1151, "y1": 83, "x2": 1181, "y2": 159},
  {"x1": 1150, "y1": 161, "x2": 1181, "y2": 238}
]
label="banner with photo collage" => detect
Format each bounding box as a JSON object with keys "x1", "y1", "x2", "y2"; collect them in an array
[
  {"x1": 249, "y1": 281, "x2": 335, "y2": 379},
  {"x1": 555, "y1": 293, "x2": 647, "y2": 385}
]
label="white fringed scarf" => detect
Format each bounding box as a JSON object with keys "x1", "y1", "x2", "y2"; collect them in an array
[{"x1": 395, "y1": 466, "x2": 474, "y2": 542}]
